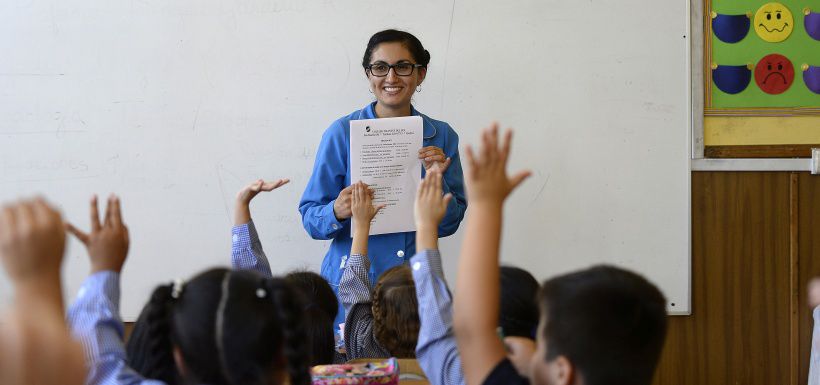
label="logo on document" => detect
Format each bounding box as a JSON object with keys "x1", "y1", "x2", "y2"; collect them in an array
[{"x1": 366, "y1": 126, "x2": 371, "y2": 132}]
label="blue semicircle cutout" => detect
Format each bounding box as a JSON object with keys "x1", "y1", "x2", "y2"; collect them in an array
[
  {"x1": 806, "y1": 11, "x2": 820, "y2": 41},
  {"x1": 713, "y1": 64, "x2": 752, "y2": 94},
  {"x1": 712, "y1": 13, "x2": 750, "y2": 43},
  {"x1": 804, "y1": 65, "x2": 820, "y2": 94}
]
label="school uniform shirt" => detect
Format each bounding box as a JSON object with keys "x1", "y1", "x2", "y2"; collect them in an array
[
  {"x1": 482, "y1": 359, "x2": 529, "y2": 385},
  {"x1": 67, "y1": 271, "x2": 166, "y2": 385},
  {"x1": 410, "y1": 249, "x2": 465, "y2": 385},
  {"x1": 809, "y1": 305, "x2": 820, "y2": 384},
  {"x1": 338, "y1": 252, "x2": 392, "y2": 359},
  {"x1": 299, "y1": 102, "x2": 467, "y2": 328}
]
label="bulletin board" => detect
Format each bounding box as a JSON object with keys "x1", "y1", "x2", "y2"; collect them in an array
[
  {"x1": 706, "y1": 0, "x2": 820, "y2": 115},
  {"x1": 702, "y1": 0, "x2": 820, "y2": 157}
]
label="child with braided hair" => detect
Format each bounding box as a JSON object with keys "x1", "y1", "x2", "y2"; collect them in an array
[
  {"x1": 228, "y1": 177, "x2": 343, "y2": 365},
  {"x1": 339, "y1": 181, "x2": 421, "y2": 359},
  {"x1": 65, "y1": 194, "x2": 312, "y2": 385}
]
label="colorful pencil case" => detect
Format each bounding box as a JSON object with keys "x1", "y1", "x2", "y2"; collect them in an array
[{"x1": 311, "y1": 358, "x2": 399, "y2": 385}]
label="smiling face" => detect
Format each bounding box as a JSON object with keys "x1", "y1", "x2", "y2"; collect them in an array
[
  {"x1": 754, "y1": 53, "x2": 795, "y2": 94},
  {"x1": 754, "y1": 2, "x2": 794, "y2": 42},
  {"x1": 366, "y1": 42, "x2": 426, "y2": 116}
]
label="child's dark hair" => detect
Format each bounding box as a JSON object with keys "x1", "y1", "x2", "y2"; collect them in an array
[
  {"x1": 539, "y1": 265, "x2": 668, "y2": 385},
  {"x1": 499, "y1": 266, "x2": 540, "y2": 339},
  {"x1": 362, "y1": 29, "x2": 431, "y2": 68},
  {"x1": 135, "y1": 268, "x2": 311, "y2": 385},
  {"x1": 126, "y1": 286, "x2": 180, "y2": 384},
  {"x1": 372, "y1": 265, "x2": 420, "y2": 357},
  {"x1": 285, "y1": 270, "x2": 338, "y2": 365}
]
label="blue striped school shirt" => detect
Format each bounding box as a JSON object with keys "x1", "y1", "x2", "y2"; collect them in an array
[
  {"x1": 411, "y1": 249, "x2": 465, "y2": 385},
  {"x1": 67, "y1": 271, "x2": 165, "y2": 385}
]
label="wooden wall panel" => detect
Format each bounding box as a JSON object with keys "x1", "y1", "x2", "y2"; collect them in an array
[
  {"x1": 798, "y1": 173, "x2": 820, "y2": 385},
  {"x1": 654, "y1": 172, "x2": 792, "y2": 385}
]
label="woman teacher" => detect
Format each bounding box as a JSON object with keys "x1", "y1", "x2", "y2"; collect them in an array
[{"x1": 299, "y1": 29, "x2": 467, "y2": 328}]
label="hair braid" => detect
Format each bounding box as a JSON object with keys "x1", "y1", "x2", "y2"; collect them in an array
[
  {"x1": 371, "y1": 278, "x2": 388, "y2": 348},
  {"x1": 133, "y1": 284, "x2": 178, "y2": 384},
  {"x1": 267, "y1": 279, "x2": 312, "y2": 385}
]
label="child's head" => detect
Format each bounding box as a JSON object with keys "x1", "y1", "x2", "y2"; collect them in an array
[
  {"x1": 530, "y1": 265, "x2": 667, "y2": 385},
  {"x1": 137, "y1": 268, "x2": 311, "y2": 385},
  {"x1": 284, "y1": 270, "x2": 338, "y2": 365},
  {"x1": 372, "y1": 265, "x2": 420, "y2": 357},
  {"x1": 499, "y1": 266, "x2": 540, "y2": 339}
]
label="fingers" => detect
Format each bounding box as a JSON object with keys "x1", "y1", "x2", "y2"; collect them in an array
[
  {"x1": 509, "y1": 170, "x2": 532, "y2": 191},
  {"x1": 260, "y1": 178, "x2": 290, "y2": 192},
  {"x1": 0, "y1": 205, "x2": 15, "y2": 239},
  {"x1": 273, "y1": 178, "x2": 290, "y2": 189},
  {"x1": 13, "y1": 201, "x2": 35, "y2": 233},
  {"x1": 432, "y1": 169, "x2": 443, "y2": 192},
  {"x1": 32, "y1": 198, "x2": 63, "y2": 238},
  {"x1": 109, "y1": 195, "x2": 122, "y2": 227},
  {"x1": 65, "y1": 223, "x2": 89, "y2": 245},
  {"x1": 89, "y1": 195, "x2": 101, "y2": 232},
  {"x1": 464, "y1": 145, "x2": 476, "y2": 169},
  {"x1": 102, "y1": 195, "x2": 115, "y2": 227},
  {"x1": 440, "y1": 157, "x2": 452, "y2": 172},
  {"x1": 486, "y1": 123, "x2": 499, "y2": 163},
  {"x1": 374, "y1": 204, "x2": 386, "y2": 215},
  {"x1": 500, "y1": 129, "x2": 513, "y2": 164},
  {"x1": 442, "y1": 193, "x2": 453, "y2": 207},
  {"x1": 352, "y1": 183, "x2": 360, "y2": 206}
]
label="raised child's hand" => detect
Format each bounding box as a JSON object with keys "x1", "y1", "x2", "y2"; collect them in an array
[
  {"x1": 236, "y1": 178, "x2": 290, "y2": 206},
  {"x1": 0, "y1": 198, "x2": 65, "y2": 286},
  {"x1": 414, "y1": 169, "x2": 452, "y2": 230},
  {"x1": 66, "y1": 195, "x2": 130, "y2": 274},
  {"x1": 351, "y1": 182, "x2": 384, "y2": 226},
  {"x1": 464, "y1": 123, "x2": 531, "y2": 205}
]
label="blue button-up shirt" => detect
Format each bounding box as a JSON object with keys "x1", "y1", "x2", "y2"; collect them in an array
[
  {"x1": 411, "y1": 249, "x2": 465, "y2": 385},
  {"x1": 67, "y1": 271, "x2": 166, "y2": 385},
  {"x1": 299, "y1": 102, "x2": 467, "y2": 328}
]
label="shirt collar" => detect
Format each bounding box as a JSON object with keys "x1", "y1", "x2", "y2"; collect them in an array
[{"x1": 364, "y1": 102, "x2": 436, "y2": 139}]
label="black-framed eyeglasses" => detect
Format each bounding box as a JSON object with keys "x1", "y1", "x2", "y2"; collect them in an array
[{"x1": 366, "y1": 62, "x2": 425, "y2": 77}]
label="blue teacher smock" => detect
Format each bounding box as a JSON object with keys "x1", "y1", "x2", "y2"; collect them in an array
[{"x1": 298, "y1": 102, "x2": 467, "y2": 328}]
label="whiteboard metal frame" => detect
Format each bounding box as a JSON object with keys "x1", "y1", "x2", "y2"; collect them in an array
[
  {"x1": 669, "y1": 0, "x2": 695, "y2": 316},
  {"x1": 689, "y1": 0, "x2": 812, "y2": 172}
]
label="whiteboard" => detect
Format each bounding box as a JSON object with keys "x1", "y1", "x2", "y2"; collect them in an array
[{"x1": 0, "y1": 0, "x2": 691, "y2": 318}]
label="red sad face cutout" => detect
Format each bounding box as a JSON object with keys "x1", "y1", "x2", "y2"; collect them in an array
[{"x1": 754, "y1": 54, "x2": 794, "y2": 94}]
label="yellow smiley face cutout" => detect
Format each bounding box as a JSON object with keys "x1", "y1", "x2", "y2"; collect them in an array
[{"x1": 754, "y1": 2, "x2": 794, "y2": 42}]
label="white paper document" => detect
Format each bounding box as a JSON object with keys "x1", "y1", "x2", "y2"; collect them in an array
[{"x1": 350, "y1": 116, "x2": 423, "y2": 236}]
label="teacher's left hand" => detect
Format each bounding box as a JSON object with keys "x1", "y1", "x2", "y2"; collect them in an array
[{"x1": 419, "y1": 146, "x2": 451, "y2": 173}]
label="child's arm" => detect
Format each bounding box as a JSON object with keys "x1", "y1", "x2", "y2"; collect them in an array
[
  {"x1": 66, "y1": 195, "x2": 162, "y2": 384},
  {"x1": 339, "y1": 182, "x2": 387, "y2": 359},
  {"x1": 453, "y1": 125, "x2": 530, "y2": 385},
  {"x1": 231, "y1": 178, "x2": 289, "y2": 276},
  {"x1": 411, "y1": 169, "x2": 465, "y2": 385},
  {"x1": 0, "y1": 198, "x2": 86, "y2": 385}
]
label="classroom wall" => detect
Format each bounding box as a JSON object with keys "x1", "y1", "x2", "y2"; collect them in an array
[{"x1": 654, "y1": 171, "x2": 819, "y2": 385}]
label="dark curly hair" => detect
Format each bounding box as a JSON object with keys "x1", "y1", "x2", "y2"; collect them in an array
[{"x1": 371, "y1": 265, "x2": 420, "y2": 357}]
